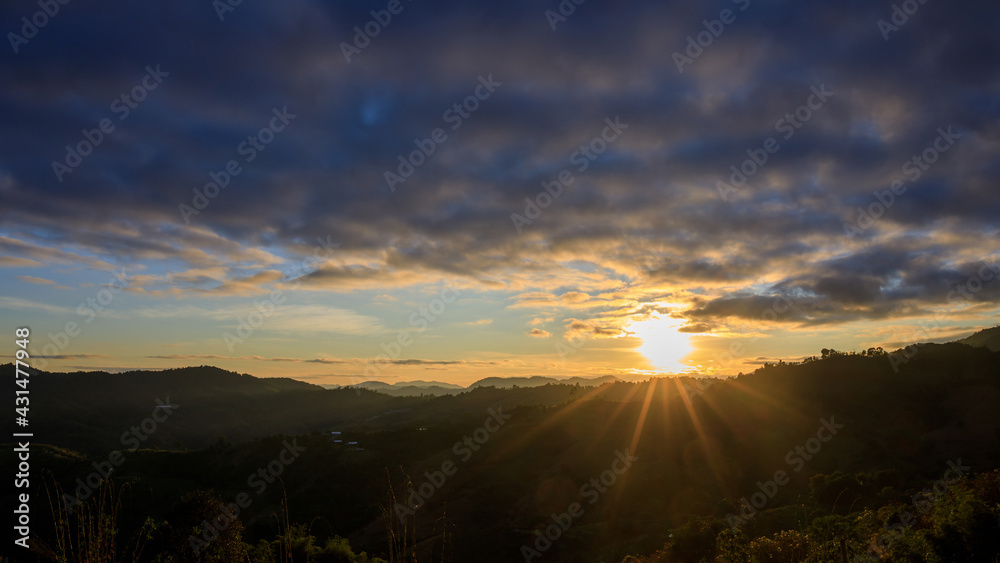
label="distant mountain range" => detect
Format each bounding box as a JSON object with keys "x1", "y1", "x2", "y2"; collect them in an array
[
  {"x1": 322, "y1": 375, "x2": 620, "y2": 396},
  {"x1": 321, "y1": 380, "x2": 466, "y2": 397},
  {"x1": 325, "y1": 325, "x2": 1000, "y2": 397},
  {"x1": 3, "y1": 324, "x2": 996, "y2": 453},
  {"x1": 468, "y1": 374, "x2": 619, "y2": 389}
]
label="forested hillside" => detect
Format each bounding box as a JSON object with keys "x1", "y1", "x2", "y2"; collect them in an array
[{"x1": 3, "y1": 338, "x2": 1000, "y2": 561}]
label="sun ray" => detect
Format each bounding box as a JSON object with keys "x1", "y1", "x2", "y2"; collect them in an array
[
  {"x1": 596, "y1": 379, "x2": 658, "y2": 518},
  {"x1": 672, "y1": 377, "x2": 729, "y2": 491},
  {"x1": 722, "y1": 377, "x2": 810, "y2": 422},
  {"x1": 628, "y1": 377, "x2": 657, "y2": 454},
  {"x1": 582, "y1": 379, "x2": 649, "y2": 456},
  {"x1": 488, "y1": 382, "x2": 615, "y2": 461}
]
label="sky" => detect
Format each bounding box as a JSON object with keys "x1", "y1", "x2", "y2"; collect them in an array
[{"x1": 2, "y1": 0, "x2": 999, "y2": 387}]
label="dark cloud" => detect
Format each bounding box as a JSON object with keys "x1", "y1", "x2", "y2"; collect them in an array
[
  {"x1": 678, "y1": 322, "x2": 714, "y2": 334},
  {"x1": 1, "y1": 0, "x2": 999, "y2": 329}
]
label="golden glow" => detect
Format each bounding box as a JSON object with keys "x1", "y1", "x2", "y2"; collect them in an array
[{"x1": 629, "y1": 315, "x2": 694, "y2": 373}]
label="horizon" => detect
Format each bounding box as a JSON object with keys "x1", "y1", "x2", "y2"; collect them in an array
[
  {"x1": 5, "y1": 322, "x2": 995, "y2": 386},
  {"x1": 3, "y1": 1, "x2": 1000, "y2": 388}
]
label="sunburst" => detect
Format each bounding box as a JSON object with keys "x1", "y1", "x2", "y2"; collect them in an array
[{"x1": 629, "y1": 315, "x2": 694, "y2": 373}]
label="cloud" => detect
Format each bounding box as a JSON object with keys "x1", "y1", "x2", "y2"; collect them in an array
[
  {"x1": 1, "y1": 0, "x2": 999, "y2": 357},
  {"x1": 0, "y1": 297, "x2": 73, "y2": 315},
  {"x1": 16, "y1": 275, "x2": 71, "y2": 289},
  {"x1": 25, "y1": 354, "x2": 111, "y2": 360},
  {"x1": 146, "y1": 354, "x2": 354, "y2": 364},
  {"x1": 263, "y1": 305, "x2": 383, "y2": 335},
  {"x1": 560, "y1": 292, "x2": 590, "y2": 304},
  {"x1": 0, "y1": 236, "x2": 116, "y2": 271},
  {"x1": 385, "y1": 359, "x2": 503, "y2": 366},
  {"x1": 127, "y1": 303, "x2": 382, "y2": 334},
  {"x1": 528, "y1": 328, "x2": 551, "y2": 338},
  {"x1": 390, "y1": 359, "x2": 463, "y2": 366},
  {"x1": 564, "y1": 317, "x2": 626, "y2": 339},
  {"x1": 0, "y1": 256, "x2": 41, "y2": 268},
  {"x1": 678, "y1": 323, "x2": 713, "y2": 334}
]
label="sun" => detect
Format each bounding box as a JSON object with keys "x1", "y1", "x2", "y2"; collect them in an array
[{"x1": 628, "y1": 315, "x2": 694, "y2": 373}]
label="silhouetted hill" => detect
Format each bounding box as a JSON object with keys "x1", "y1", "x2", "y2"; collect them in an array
[
  {"x1": 0, "y1": 365, "x2": 617, "y2": 454},
  {"x1": 957, "y1": 324, "x2": 1000, "y2": 351},
  {"x1": 0, "y1": 365, "x2": 411, "y2": 453},
  {"x1": 469, "y1": 374, "x2": 619, "y2": 388},
  {"x1": 360, "y1": 384, "x2": 464, "y2": 396},
  {"x1": 391, "y1": 379, "x2": 464, "y2": 389},
  {"x1": 332, "y1": 380, "x2": 467, "y2": 396},
  {"x1": 328, "y1": 377, "x2": 619, "y2": 396}
]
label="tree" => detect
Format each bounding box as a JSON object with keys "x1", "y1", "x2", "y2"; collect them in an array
[
  {"x1": 866, "y1": 347, "x2": 887, "y2": 357},
  {"x1": 165, "y1": 490, "x2": 247, "y2": 562}
]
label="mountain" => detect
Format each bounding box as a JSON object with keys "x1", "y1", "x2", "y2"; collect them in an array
[
  {"x1": 362, "y1": 384, "x2": 464, "y2": 397},
  {"x1": 0, "y1": 365, "x2": 412, "y2": 453},
  {"x1": 0, "y1": 366, "x2": 617, "y2": 453},
  {"x1": 321, "y1": 380, "x2": 467, "y2": 397},
  {"x1": 322, "y1": 380, "x2": 465, "y2": 390},
  {"x1": 957, "y1": 324, "x2": 1000, "y2": 351},
  {"x1": 395, "y1": 380, "x2": 465, "y2": 389},
  {"x1": 469, "y1": 374, "x2": 619, "y2": 388},
  {"x1": 319, "y1": 377, "x2": 620, "y2": 396}
]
